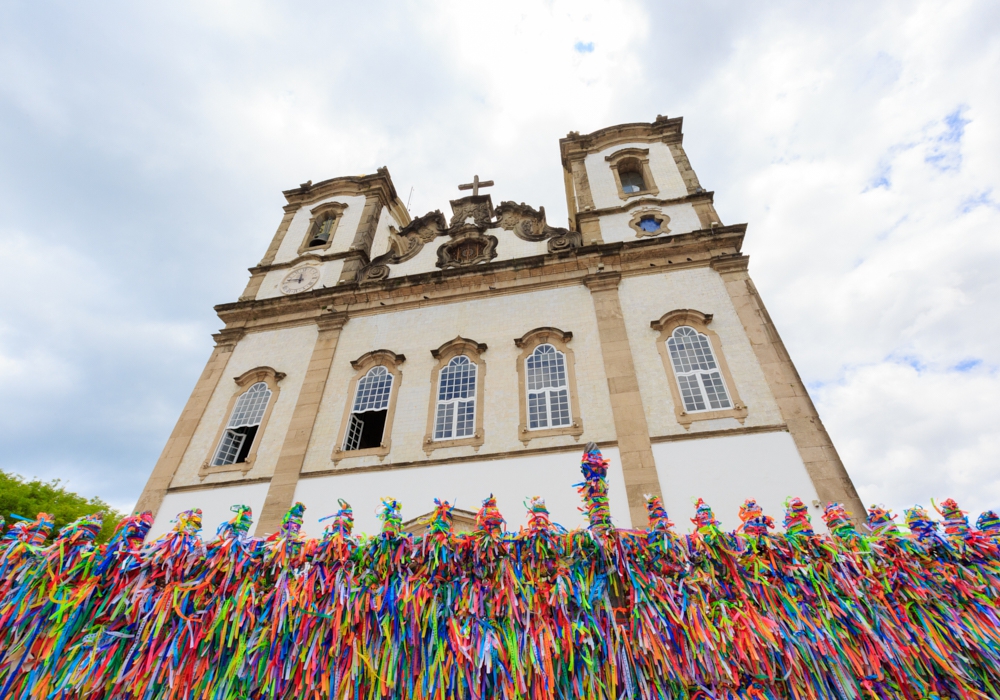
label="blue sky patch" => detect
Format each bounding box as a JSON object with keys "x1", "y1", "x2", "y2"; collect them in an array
[
  {"x1": 574, "y1": 41, "x2": 595, "y2": 53},
  {"x1": 952, "y1": 358, "x2": 983, "y2": 372},
  {"x1": 925, "y1": 106, "x2": 969, "y2": 172}
]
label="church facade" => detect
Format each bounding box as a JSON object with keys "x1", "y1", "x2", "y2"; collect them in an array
[{"x1": 137, "y1": 115, "x2": 863, "y2": 538}]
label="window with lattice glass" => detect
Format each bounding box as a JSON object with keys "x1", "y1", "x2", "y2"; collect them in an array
[
  {"x1": 212, "y1": 382, "x2": 272, "y2": 466},
  {"x1": 343, "y1": 366, "x2": 393, "y2": 451},
  {"x1": 526, "y1": 344, "x2": 571, "y2": 429},
  {"x1": 666, "y1": 326, "x2": 732, "y2": 413},
  {"x1": 434, "y1": 355, "x2": 477, "y2": 440}
]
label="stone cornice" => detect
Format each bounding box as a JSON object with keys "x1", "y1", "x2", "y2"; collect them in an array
[
  {"x1": 560, "y1": 115, "x2": 685, "y2": 167},
  {"x1": 214, "y1": 225, "x2": 749, "y2": 334},
  {"x1": 281, "y1": 166, "x2": 411, "y2": 227},
  {"x1": 576, "y1": 191, "x2": 715, "y2": 219},
  {"x1": 582, "y1": 271, "x2": 622, "y2": 292},
  {"x1": 248, "y1": 249, "x2": 355, "y2": 276},
  {"x1": 710, "y1": 254, "x2": 751, "y2": 274}
]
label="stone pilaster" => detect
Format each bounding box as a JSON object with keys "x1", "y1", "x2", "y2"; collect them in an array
[
  {"x1": 258, "y1": 203, "x2": 299, "y2": 267},
  {"x1": 135, "y1": 328, "x2": 244, "y2": 517},
  {"x1": 713, "y1": 257, "x2": 866, "y2": 522},
  {"x1": 584, "y1": 272, "x2": 663, "y2": 528},
  {"x1": 256, "y1": 312, "x2": 349, "y2": 535}
]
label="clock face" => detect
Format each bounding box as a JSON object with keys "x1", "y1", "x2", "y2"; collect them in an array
[{"x1": 280, "y1": 266, "x2": 321, "y2": 295}]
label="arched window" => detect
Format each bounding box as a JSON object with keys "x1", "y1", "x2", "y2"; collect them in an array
[
  {"x1": 526, "y1": 343, "x2": 572, "y2": 429},
  {"x1": 298, "y1": 202, "x2": 347, "y2": 255},
  {"x1": 606, "y1": 148, "x2": 659, "y2": 201},
  {"x1": 307, "y1": 214, "x2": 336, "y2": 247},
  {"x1": 619, "y1": 159, "x2": 646, "y2": 193},
  {"x1": 343, "y1": 365, "x2": 394, "y2": 451},
  {"x1": 666, "y1": 326, "x2": 732, "y2": 412},
  {"x1": 212, "y1": 381, "x2": 272, "y2": 466},
  {"x1": 434, "y1": 355, "x2": 477, "y2": 440}
]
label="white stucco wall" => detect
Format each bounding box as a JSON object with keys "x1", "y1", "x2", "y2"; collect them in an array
[
  {"x1": 585, "y1": 141, "x2": 689, "y2": 211},
  {"x1": 255, "y1": 259, "x2": 344, "y2": 300},
  {"x1": 272, "y1": 194, "x2": 367, "y2": 265},
  {"x1": 149, "y1": 481, "x2": 271, "y2": 540},
  {"x1": 369, "y1": 206, "x2": 397, "y2": 261},
  {"x1": 596, "y1": 202, "x2": 704, "y2": 245},
  {"x1": 652, "y1": 431, "x2": 823, "y2": 533},
  {"x1": 301, "y1": 284, "x2": 615, "y2": 472},
  {"x1": 617, "y1": 269, "x2": 783, "y2": 437},
  {"x1": 172, "y1": 324, "x2": 319, "y2": 488},
  {"x1": 293, "y1": 446, "x2": 631, "y2": 536}
]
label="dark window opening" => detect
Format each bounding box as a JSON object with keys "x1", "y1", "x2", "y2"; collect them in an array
[
  {"x1": 620, "y1": 170, "x2": 645, "y2": 193},
  {"x1": 308, "y1": 217, "x2": 335, "y2": 247},
  {"x1": 344, "y1": 410, "x2": 387, "y2": 451},
  {"x1": 233, "y1": 425, "x2": 258, "y2": 463}
]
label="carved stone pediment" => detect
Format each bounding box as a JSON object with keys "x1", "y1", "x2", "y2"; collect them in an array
[
  {"x1": 449, "y1": 195, "x2": 493, "y2": 227},
  {"x1": 436, "y1": 225, "x2": 498, "y2": 269},
  {"x1": 494, "y1": 201, "x2": 583, "y2": 253}
]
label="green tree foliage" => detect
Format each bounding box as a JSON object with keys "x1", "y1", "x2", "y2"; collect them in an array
[{"x1": 0, "y1": 470, "x2": 124, "y2": 543}]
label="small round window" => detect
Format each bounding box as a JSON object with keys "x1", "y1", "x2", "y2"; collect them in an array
[{"x1": 638, "y1": 216, "x2": 661, "y2": 233}]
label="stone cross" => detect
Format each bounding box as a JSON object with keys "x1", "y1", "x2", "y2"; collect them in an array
[{"x1": 458, "y1": 175, "x2": 494, "y2": 197}]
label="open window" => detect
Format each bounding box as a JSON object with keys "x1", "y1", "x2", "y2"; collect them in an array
[
  {"x1": 618, "y1": 159, "x2": 646, "y2": 193},
  {"x1": 334, "y1": 350, "x2": 405, "y2": 461},
  {"x1": 344, "y1": 366, "x2": 393, "y2": 451},
  {"x1": 213, "y1": 382, "x2": 271, "y2": 465},
  {"x1": 297, "y1": 201, "x2": 348, "y2": 255},
  {"x1": 606, "y1": 147, "x2": 659, "y2": 200},
  {"x1": 203, "y1": 366, "x2": 284, "y2": 474}
]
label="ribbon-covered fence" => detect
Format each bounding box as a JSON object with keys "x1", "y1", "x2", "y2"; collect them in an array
[{"x1": 1, "y1": 444, "x2": 999, "y2": 699}]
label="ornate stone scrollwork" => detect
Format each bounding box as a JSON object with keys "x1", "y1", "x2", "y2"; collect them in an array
[
  {"x1": 546, "y1": 231, "x2": 583, "y2": 253},
  {"x1": 356, "y1": 263, "x2": 390, "y2": 284},
  {"x1": 495, "y1": 201, "x2": 547, "y2": 240},
  {"x1": 494, "y1": 201, "x2": 583, "y2": 252},
  {"x1": 448, "y1": 195, "x2": 493, "y2": 227},
  {"x1": 387, "y1": 210, "x2": 447, "y2": 263},
  {"x1": 436, "y1": 225, "x2": 499, "y2": 269}
]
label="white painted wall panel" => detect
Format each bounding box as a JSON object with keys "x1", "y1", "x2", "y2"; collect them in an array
[
  {"x1": 293, "y1": 446, "x2": 631, "y2": 537},
  {"x1": 171, "y1": 324, "x2": 318, "y2": 488},
  {"x1": 585, "y1": 141, "x2": 688, "y2": 211},
  {"x1": 302, "y1": 284, "x2": 615, "y2": 472},
  {"x1": 595, "y1": 203, "x2": 704, "y2": 244},
  {"x1": 618, "y1": 269, "x2": 783, "y2": 437},
  {"x1": 256, "y1": 259, "x2": 344, "y2": 300},
  {"x1": 149, "y1": 482, "x2": 270, "y2": 541},
  {"x1": 272, "y1": 195, "x2": 367, "y2": 265},
  {"x1": 652, "y1": 431, "x2": 823, "y2": 533}
]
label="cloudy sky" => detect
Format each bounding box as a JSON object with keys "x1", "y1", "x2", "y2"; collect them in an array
[{"x1": 1, "y1": 1, "x2": 998, "y2": 524}]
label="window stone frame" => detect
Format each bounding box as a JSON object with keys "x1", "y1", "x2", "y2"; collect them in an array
[
  {"x1": 650, "y1": 310, "x2": 747, "y2": 428},
  {"x1": 514, "y1": 327, "x2": 584, "y2": 444},
  {"x1": 332, "y1": 349, "x2": 405, "y2": 462},
  {"x1": 606, "y1": 147, "x2": 659, "y2": 201},
  {"x1": 422, "y1": 337, "x2": 488, "y2": 455},
  {"x1": 628, "y1": 207, "x2": 671, "y2": 238},
  {"x1": 201, "y1": 366, "x2": 285, "y2": 476},
  {"x1": 298, "y1": 201, "x2": 349, "y2": 255}
]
